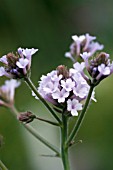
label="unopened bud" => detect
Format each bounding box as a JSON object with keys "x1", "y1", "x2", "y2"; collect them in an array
[
  {"x1": 18, "y1": 111, "x2": 36, "y2": 123},
  {"x1": 57, "y1": 65, "x2": 69, "y2": 78},
  {"x1": 6, "y1": 53, "x2": 18, "y2": 68}
]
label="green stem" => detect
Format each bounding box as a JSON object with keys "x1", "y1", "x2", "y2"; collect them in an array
[
  {"x1": 24, "y1": 76, "x2": 61, "y2": 124},
  {"x1": 61, "y1": 115, "x2": 70, "y2": 170},
  {"x1": 35, "y1": 116, "x2": 60, "y2": 126},
  {"x1": 0, "y1": 160, "x2": 8, "y2": 170},
  {"x1": 66, "y1": 85, "x2": 94, "y2": 147},
  {"x1": 10, "y1": 105, "x2": 60, "y2": 156}
]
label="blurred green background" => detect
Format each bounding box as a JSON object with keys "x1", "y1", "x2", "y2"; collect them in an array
[{"x1": 0, "y1": 0, "x2": 113, "y2": 169}]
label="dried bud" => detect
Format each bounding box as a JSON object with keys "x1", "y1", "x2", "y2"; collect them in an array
[
  {"x1": 6, "y1": 53, "x2": 18, "y2": 68},
  {"x1": 57, "y1": 65, "x2": 69, "y2": 79},
  {"x1": 89, "y1": 52, "x2": 110, "y2": 79},
  {"x1": 18, "y1": 111, "x2": 36, "y2": 123}
]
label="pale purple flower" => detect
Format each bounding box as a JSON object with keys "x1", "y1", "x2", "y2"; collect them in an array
[
  {"x1": 0, "y1": 79, "x2": 20, "y2": 103},
  {"x1": 67, "y1": 99, "x2": 82, "y2": 116},
  {"x1": 21, "y1": 48, "x2": 38, "y2": 59},
  {"x1": 0, "y1": 67, "x2": 6, "y2": 76},
  {"x1": 0, "y1": 55, "x2": 8, "y2": 65},
  {"x1": 43, "y1": 81, "x2": 59, "y2": 94},
  {"x1": 61, "y1": 78, "x2": 75, "y2": 92},
  {"x1": 80, "y1": 52, "x2": 90, "y2": 60},
  {"x1": 52, "y1": 88, "x2": 69, "y2": 103},
  {"x1": 72, "y1": 35, "x2": 85, "y2": 43},
  {"x1": 73, "y1": 84, "x2": 89, "y2": 98},
  {"x1": 87, "y1": 42, "x2": 104, "y2": 56},
  {"x1": 98, "y1": 64, "x2": 110, "y2": 75},
  {"x1": 72, "y1": 35, "x2": 85, "y2": 56},
  {"x1": 71, "y1": 71, "x2": 86, "y2": 84},
  {"x1": 83, "y1": 33, "x2": 96, "y2": 51},
  {"x1": 16, "y1": 58, "x2": 29, "y2": 68},
  {"x1": 73, "y1": 62, "x2": 85, "y2": 72},
  {"x1": 65, "y1": 52, "x2": 75, "y2": 62}
]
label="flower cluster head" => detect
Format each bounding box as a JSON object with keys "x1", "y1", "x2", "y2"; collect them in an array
[
  {"x1": 81, "y1": 52, "x2": 113, "y2": 85},
  {"x1": 0, "y1": 48, "x2": 38, "y2": 79},
  {"x1": 65, "y1": 33, "x2": 104, "y2": 62},
  {"x1": 0, "y1": 79, "x2": 20, "y2": 106},
  {"x1": 37, "y1": 65, "x2": 96, "y2": 116}
]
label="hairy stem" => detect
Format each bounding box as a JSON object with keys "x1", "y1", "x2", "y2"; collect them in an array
[
  {"x1": 10, "y1": 105, "x2": 60, "y2": 156},
  {"x1": 66, "y1": 85, "x2": 94, "y2": 147},
  {"x1": 61, "y1": 115, "x2": 70, "y2": 170},
  {"x1": 35, "y1": 116, "x2": 60, "y2": 126}
]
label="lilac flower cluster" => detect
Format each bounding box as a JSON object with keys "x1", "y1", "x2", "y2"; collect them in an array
[
  {"x1": 0, "y1": 79, "x2": 20, "y2": 106},
  {"x1": 65, "y1": 33, "x2": 104, "y2": 62},
  {"x1": 37, "y1": 65, "x2": 96, "y2": 116},
  {"x1": 0, "y1": 48, "x2": 38, "y2": 79},
  {"x1": 81, "y1": 52, "x2": 113, "y2": 83}
]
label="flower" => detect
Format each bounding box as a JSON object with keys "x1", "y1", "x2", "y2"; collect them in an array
[
  {"x1": 0, "y1": 47, "x2": 38, "y2": 79},
  {"x1": 37, "y1": 65, "x2": 96, "y2": 116},
  {"x1": 16, "y1": 58, "x2": 29, "y2": 69},
  {"x1": 81, "y1": 52, "x2": 113, "y2": 83},
  {"x1": 0, "y1": 79, "x2": 20, "y2": 106},
  {"x1": 65, "y1": 33, "x2": 104, "y2": 62},
  {"x1": 98, "y1": 64, "x2": 110, "y2": 75},
  {"x1": 52, "y1": 88, "x2": 69, "y2": 103},
  {"x1": 61, "y1": 78, "x2": 75, "y2": 92},
  {"x1": 67, "y1": 99, "x2": 82, "y2": 116},
  {"x1": 21, "y1": 48, "x2": 38, "y2": 59}
]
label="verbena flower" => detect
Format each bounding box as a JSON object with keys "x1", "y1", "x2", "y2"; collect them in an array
[
  {"x1": 0, "y1": 47, "x2": 38, "y2": 79},
  {"x1": 81, "y1": 52, "x2": 113, "y2": 84},
  {"x1": 0, "y1": 79, "x2": 20, "y2": 106},
  {"x1": 65, "y1": 33, "x2": 103, "y2": 62},
  {"x1": 36, "y1": 65, "x2": 96, "y2": 116}
]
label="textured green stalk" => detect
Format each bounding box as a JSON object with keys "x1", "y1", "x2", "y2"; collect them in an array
[
  {"x1": 61, "y1": 115, "x2": 70, "y2": 170},
  {"x1": 10, "y1": 105, "x2": 60, "y2": 156},
  {"x1": 35, "y1": 116, "x2": 60, "y2": 126},
  {"x1": 24, "y1": 77, "x2": 61, "y2": 124},
  {"x1": 66, "y1": 85, "x2": 94, "y2": 147},
  {"x1": 0, "y1": 160, "x2": 8, "y2": 170}
]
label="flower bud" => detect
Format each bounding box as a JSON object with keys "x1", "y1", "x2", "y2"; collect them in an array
[
  {"x1": 57, "y1": 65, "x2": 69, "y2": 79},
  {"x1": 18, "y1": 111, "x2": 36, "y2": 123},
  {"x1": 0, "y1": 47, "x2": 38, "y2": 79}
]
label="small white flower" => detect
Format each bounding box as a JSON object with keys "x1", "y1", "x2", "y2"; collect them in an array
[
  {"x1": 43, "y1": 81, "x2": 59, "y2": 94},
  {"x1": 73, "y1": 84, "x2": 89, "y2": 98},
  {"x1": 83, "y1": 33, "x2": 96, "y2": 51},
  {"x1": 22, "y1": 48, "x2": 38, "y2": 59},
  {"x1": 16, "y1": 58, "x2": 29, "y2": 68},
  {"x1": 88, "y1": 42, "x2": 104, "y2": 56},
  {"x1": 98, "y1": 64, "x2": 110, "y2": 75},
  {"x1": 72, "y1": 35, "x2": 85, "y2": 56},
  {"x1": 73, "y1": 62, "x2": 85, "y2": 72},
  {"x1": 72, "y1": 35, "x2": 85, "y2": 43},
  {"x1": 61, "y1": 78, "x2": 75, "y2": 92},
  {"x1": 80, "y1": 52, "x2": 90, "y2": 60},
  {"x1": 1, "y1": 79, "x2": 20, "y2": 102},
  {"x1": 0, "y1": 67, "x2": 6, "y2": 76},
  {"x1": 65, "y1": 52, "x2": 75, "y2": 62},
  {"x1": 67, "y1": 99, "x2": 82, "y2": 116},
  {"x1": 52, "y1": 88, "x2": 69, "y2": 103},
  {"x1": 71, "y1": 71, "x2": 86, "y2": 84},
  {"x1": 0, "y1": 55, "x2": 8, "y2": 65}
]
